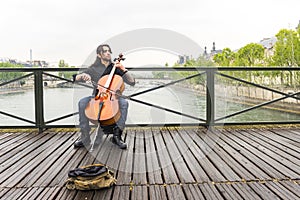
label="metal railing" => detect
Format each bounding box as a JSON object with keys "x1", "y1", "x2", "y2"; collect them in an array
[{"x1": 0, "y1": 67, "x2": 300, "y2": 132}]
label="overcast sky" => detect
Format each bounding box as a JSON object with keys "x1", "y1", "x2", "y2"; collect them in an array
[{"x1": 0, "y1": 0, "x2": 299, "y2": 66}]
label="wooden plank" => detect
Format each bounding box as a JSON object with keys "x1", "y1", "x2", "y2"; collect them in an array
[
  {"x1": 0, "y1": 132, "x2": 13, "y2": 142},
  {"x1": 182, "y1": 129, "x2": 226, "y2": 182},
  {"x1": 279, "y1": 181, "x2": 300, "y2": 198},
  {"x1": 200, "y1": 128, "x2": 265, "y2": 181},
  {"x1": 256, "y1": 129, "x2": 300, "y2": 152},
  {"x1": 0, "y1": 188, "x2": 10, "y2": 198},
  {"x1": 131, "y1": 186, "x2": 148, "y2": 200},
  {"x1": 0, "y1": 133, "x2": 21, "y2": 147},
  {"x1": 92, "y1": 134, "x2": 114, "y2": 166},
  {"x1": 231, "y1": 130, "x2": 300, "y2": 178},
  {"x1": 17, "y1": 133, "x2": 75, "y2": 187},
  {"x1": 265, "y1": 181, "x2": 300, "y2": 200},
  {"x1": 149, "y1": 185, "x2": 168, "y2": 200},
  {"x1": 1, "y1": 132, "x2": 71, "y2": 188},
  {"x1": 111, "y1": 185, "x2": 130, "y2": 200},
  {"x1": 93, "y1": 187, "x2": 114, "y2": 200},
  {"x1": 192, "y1": 129, "x2": 244, "y2": 182},
  {"x1": 145, "y1": 129, "x2": 163, "y2": 184},
  {"x1": 0, "y1": 188, "x2": 25, "y2": 200},
  {"x1": 0, "y1": 132, "x2": 53, "y2": 168},
  {"x1": 46, "y1": 144, "x2": 88, "y2": 187},
  {"x1": 0, "y1": 133, "x2": 66, "y2": 187},
  {"x1": 105, "y1": 134, "x2": 124, "y2": 171},
  {"x1": 132, "y1": 130, "x2": 147, "y2": 185},
  {"x1": 0, "y1": 132, "x2": 31, "y2": 154},
  {"x1": 41, "y1": 186, "x2": 62, "y2": 200},
  {"x1": 238, "y1": 129, "x2": 300, "y2": 175},
  {"x1": 248, "y1": 182, "x2": 280, "y2": 200},
  {"x1": 221, "y1": 129, "x2": 288, "y2": 179},
  {"x1": 72, "y1": 131, "x2": 107, "y2": 167},
  {"x1": 0, "y1": 127, "x2": 299, "y2": 199},
  {"x1": 198, "y1": 183, "x2": 224, "y2": 200},
  {"x1": 268, "y1": 129, "x2": 300, "y2": 148},
  {"x1": 165, "y1": 184, "x2": 187, "y2": 200},
  {"x1": 151, "y1": 128, "x2": 179, "y2": 184},
  {"x1": 274, "y1": 127, "x2": 300, "y2": 150},
  {"x1": 35, "y1": 187, "x2": 52, "y2": 200},
  {"x1": 287, "y1": 128, "x2": 300, "y2": 136},
  {"x1": 7, "y1": 188, "x2": 31, "y2": 200},
  {"x1": 161, "y1": 128, "x2": 195, "y2": 183},
  {"x1": 215, "y1": 183, "x2": 242, "y2": 200},
  {"x1": 73, "y1": 190, "x2": 94, "y2": 200},
  {"x1": 211, "y1": 129, "x2": 275, "y2": 180},
  {"x1": 176, "y1": 128, "x2": 214, "y2": 182},
  {"x1": 232, "y1": 183, "x2": 262, "y2": 200},
  {"x1": 182, "y1": 184, "x2": 205, "y2": 200},
  {"x1": 54, "y1": 187, "x2": 77, "y2": 200},
  {"x1": 115, "y1": 129, "x2": 135, "y2": 184},
  {"x1": 65, "y1": 131, "x2": 113, "y2": 185},
  {"x1": 20, "y1": 187, "x2": 44, "y2": 200},
  {"x1": 246, "y1": 129, "x2": 300, "y2": 166},
  {"x1": 0, "y1": 132, "x2": 48, "y2": 166},
  {"x1": 103, "y1": 133, "x2": 126, "y2": 187},
  {"x1": 277, "y1": 129, "x2": 300, "y2": 143}
]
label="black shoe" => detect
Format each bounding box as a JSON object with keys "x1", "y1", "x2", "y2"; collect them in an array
[
  {"x1": 74, "y1": 132, "x2": 91, "y2": 148},
  {"x1": 101, "y1": 125, "x2": 114, "y2": 135},
  {"x1": 111, "y1": 126, "x2": 127, "y2": 149},
  {"x1": 74, "y1": 140, "x2": 84, "y2": 148}
]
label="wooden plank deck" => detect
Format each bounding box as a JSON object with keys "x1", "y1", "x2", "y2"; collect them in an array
[{"x1": 0, "y1": 126, "x2": 300, "y2": 200}]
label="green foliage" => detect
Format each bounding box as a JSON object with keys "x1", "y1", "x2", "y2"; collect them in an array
[
  {"x1": 173, "y1": 56, "x2": 214, "y2": 84},
  {"x1": 212, "y1": 26, "x2": 300, "y2": 86},
  {"x1": 152, "y1": 71, "x2": 166, "y2": 79},
  {"x1": 272, "y1": 29, "x2": 300, "y2": 67},
  {"x1": 58, "y1": 59, "x2": 68, "y2": 68},
  {"x1": 213, "y1": 48, "x2": 235, "y2": 66},
  {"x1": 57, "y1": 60, "x2": 74, "y2": 79},
  {"x1": 233, "y1": 43, "x2": 265, "y2": 66},
  {"x1": 0, "y1": 62, "x2": 26, "y2": 83}
]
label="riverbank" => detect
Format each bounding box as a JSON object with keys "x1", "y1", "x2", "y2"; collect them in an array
[
  {"x1": 175, "y1": 82, "x2": 300, "y2": 115},
  {"x1": 0, "y1": 86, "x2": 32, "y2": 95}
]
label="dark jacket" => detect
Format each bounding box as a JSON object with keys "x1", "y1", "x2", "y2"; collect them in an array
[{"x1": 73, "y1": 61, "x2": 134, "y2": 95}]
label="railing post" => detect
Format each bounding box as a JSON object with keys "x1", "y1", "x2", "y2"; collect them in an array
[
  {"x1": 206, "y1": 68, "x2": 215, "y2": 126},
  {"x1": 34, "y1": 70, "x2": 45, "y2": 132}
]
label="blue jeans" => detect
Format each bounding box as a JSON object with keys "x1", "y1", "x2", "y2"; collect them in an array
[{"x1": 78, "y1": 96, "x2": 129, "y2": 133}]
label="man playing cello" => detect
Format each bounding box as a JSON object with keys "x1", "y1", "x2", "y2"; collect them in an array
[{"x1": 73, "y1": 44, "x2": 135, "y2": 149}]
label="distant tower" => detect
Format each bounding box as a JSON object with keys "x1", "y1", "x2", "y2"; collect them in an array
[
  {"x1": 212, "y1": 42, "x2": 216, "y2": 52},
  {"x1": 30, "y1": 49, "x2": 32, "y2": 67},
  {"x1": 204, "y1": 46, "x2": 207, "y2": 55}
]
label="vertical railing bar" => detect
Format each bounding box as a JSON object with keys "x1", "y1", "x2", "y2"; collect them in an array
[
  {"x1": 34, "y1": 70, "x2": 45, "y2": 133},
  {"x1": 206, "y1": 68, "x2": 215, "y2": 126}
]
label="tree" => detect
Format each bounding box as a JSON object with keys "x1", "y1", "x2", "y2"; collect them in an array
[
  {"x1": 272, "y1": 29, "x2": 299, "y2": 67},
  {"x1": 0, "y1": 62, "x2": 26, "y2": 85},
  {"x1": 58, "y1": 59, "x2": 73, "y2": 79},
  {"x1": 233, "y1": 43, "x2": 265, "y2": 66},
  {"x1": 271, "y1": 29, "x2": 300, "y2": 86},
  {"x1": 58, "y1": 59, "x2": 69, "y2": 68},
  {"x1": 174, "y1": 56, "x2": 214, "y2": 84},
  {"x1": 213, "y1": 48, "x2": 235, "y2": 66}
]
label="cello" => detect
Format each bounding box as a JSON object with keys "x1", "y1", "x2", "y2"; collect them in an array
[{"x1": 85, "y1": 53, "x2": 125, "y2": 126}]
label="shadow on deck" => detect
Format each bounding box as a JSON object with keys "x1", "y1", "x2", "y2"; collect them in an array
[{"x1": 0, "y1": 126, "x2": 300, "y2": 199}]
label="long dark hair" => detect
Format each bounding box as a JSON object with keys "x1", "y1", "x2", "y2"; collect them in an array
[{"x1": 90, "y1": 44, "x2": 112, "y2": 67}]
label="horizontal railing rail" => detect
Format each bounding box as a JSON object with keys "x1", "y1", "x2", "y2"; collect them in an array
[{"x1": 0, "y1": 67, "x2": 300, "y2": 132}]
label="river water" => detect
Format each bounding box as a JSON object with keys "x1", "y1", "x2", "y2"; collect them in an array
[{"x1": 0, "y1": 79, "x2": 299, "y2": 126}]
